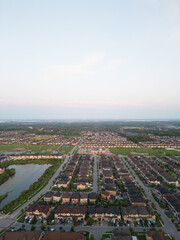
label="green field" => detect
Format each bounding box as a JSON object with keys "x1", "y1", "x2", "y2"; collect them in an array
[
  {"x1": 31, "y1": 136, "x2": 54, "y2": 140},
  {"x1": 0, "y1": 144, "x2": 73, "y2": 155},
  {"x1": 109, "y1": 147, "x2": 180, "y2": 156},
  {"x1": 0, "y1": 193, "x2": 8, "y2": 204}
]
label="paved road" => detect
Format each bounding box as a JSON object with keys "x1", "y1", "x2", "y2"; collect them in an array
[
  {"x1": 12, "y1": 221, "x2": 167, "y2": 240},
  {"x1": 93, "y1": 154, "x2": 98, "y2": 193},
  {"x1": 121, "y1": 155, "x2": 180, "y2": 240}
]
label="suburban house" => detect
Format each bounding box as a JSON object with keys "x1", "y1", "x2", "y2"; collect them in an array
[
  {"x1": 80, "y1": 193, "x2": 88, "y2": 204},
  {"x1": 57, "y1": 177, "x2": 71, "y2": 188},
  {"x1": 62, "y1": 192, "x2": 71, "y2": 204},
  {"x1": 89, "y1": 192, "x2": 98, "y2": 203},
  {"x1": 26, "y1": 204, "x2": 51, "y2": 219},
  {"x1": 104, "y1": 184, "x2": 117, "y2": 196},
  {"x1": 71, "y1": 192, "x2": 80, "y2": 204},
  {"x1": 44, "y1": 191, "x2": 54, "y2": 202},
  {"x1": 112, "y1": 229, "x2": 132, "y2": 240},
  {"x1": 0, "y1": 231, "x2": 43, "y2": 240},
  {"x1": 100, "y1": 190, "x2": 111, "y2": 201},
  {"x1": 55, "y1": 206, "x2": 87, "y2": 220},
  {"x1": 43, "y1": 231, "x2": 86, "y2": 240},
  {"x1": 88, "y1": 206, "x2": 121, "y2": 221},
  {"x1": 146, "y1": 230, "x2": 167, "y2": 240},
  {"x1": 77, "y1": 178, "x2": 89, "y2": 190},
  {"x1": 53, "y1": 192, "x2": 62, "y2": 202},
  {"x1": 121, "y1": 206, "x2": 155, "y2": 222}
]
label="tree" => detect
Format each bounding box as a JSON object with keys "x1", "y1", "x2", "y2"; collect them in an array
[
  {"x1": 89, "y1": 234, "x2": 95, "y2": 240},
  {"x1": 129, "y1": 227, "x2": 134, "y2": 235},
  {"x1": 86, "y1": 217, "x2": 94, "y2": 226},
  {"x1": 70, "y1": 226, "x2": 75, "y2": 232},
  {"x1": 144, "y1": 218, "x2": 148, "y2": 227},
  {"x1": 31, "y1": 225, "x2": 35, "y2": 231},
  {"x1": 41, "y1": 223, "x2": 46, "y2": 231},
  {"x1": 72, "y1": 216, "x2": 77, "y2": 226}
]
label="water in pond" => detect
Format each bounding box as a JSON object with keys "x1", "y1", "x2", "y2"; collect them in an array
[{"x1": 0, "y1": 164, "x2": 51, "y2": 209}]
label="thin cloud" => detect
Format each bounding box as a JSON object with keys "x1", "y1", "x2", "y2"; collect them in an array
[
  {"x1": 171, "y1": 0, "x2": 180, "y2": 16},
  {"x1": 170, "y1": 27, "x2": 180, "y2": 40},
  {"x1": 46, "y1": 52, "x2": 125, "y2": 80}
]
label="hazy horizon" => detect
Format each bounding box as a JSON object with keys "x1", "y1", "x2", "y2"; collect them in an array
[
  {"x1": 0, "y1": 118, "x2": 180, "y2": 122},
  {"x1": 1, "y1": 0, "x2": 180, "y2": 119}
]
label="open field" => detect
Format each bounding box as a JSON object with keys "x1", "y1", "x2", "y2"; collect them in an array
[
  {"x1": 0, "y1": 144, "x2": 73, "y2": 155},
  {"x1": 109, "y1": 148, "x2": 180, "y2": 156},
  {"x1": 31, "y1": 136, "x2": 54, "y2": 140}
]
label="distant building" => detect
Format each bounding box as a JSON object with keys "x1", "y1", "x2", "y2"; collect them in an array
[{"x1": 0, "y1": 167, "x2": 5, "y2": 174}]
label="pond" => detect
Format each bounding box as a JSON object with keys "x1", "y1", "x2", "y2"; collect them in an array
[{"x1": 0, "y1": 164, "x2": 51, "y2": 209}]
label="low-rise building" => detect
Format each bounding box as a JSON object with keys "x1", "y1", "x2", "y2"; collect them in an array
[
  {"x1": 100, "y1": 190, "x2": 111, "y2": 201},
  {"x1": 62, "y1": 192, "x2": 71, "y2": 204},
  {"x1": 55, "y1": 206, "x2": 87, "y2": 220},
  {"x1": 26, "y1": 204, "x2": 51, "y2": 219},
  {"x1": 112, "y1": 229, "x2": 132, "y2": 240},
  {"x1": 43, "y1": 231, "x2": 86, "y2": 240},
  {"x1": 146, "y1": 230, "x2": 167, "y2": 240},
  {"x1": 0, "y1": 231, "x2": 43, "y2": 240},
  {"x1": 89, "y1": 192, "x2": 98, "y2": 203},
  {"x1": 121, "y1": 206, "x2": 155, "y2": 222},
  {"x1": 44, "y1": 191, "x2": 54, "y2": 202},
  {"x1": 80, "y1": 193, "x2": 88, "y2": 204},
  {"x1": 71, "y1": 192, "x2": 80, "y2": 204}
]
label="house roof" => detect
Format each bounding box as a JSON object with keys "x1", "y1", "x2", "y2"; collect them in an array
[
  {"x1": 0, "y1": 231, "x2": 42, "y2": 240},
  {"x1": 44, "y1": 191, "x2": 54, "y2": 198},
  {"x1": 112, "y1": 229, "x2": 132, "y2": 240},
  {"x1": 27, "y1": 204, "x2": 51, "y2": 215},
  {"x1": 146, "y1": 230, "x2": 167, "y2": 240},
  {"x1": 62, "y1": 192, "x2": 71, "y2": 198},
  {"x1": 89, "y1": 192, "x2": 98, "y2": 199},
  {"x1": 55, "y1": 206, "x2": 87, "y2": 215},
  {"x1": 71, "y1": 192, "x2": 80, "y2": 200},
  {"x1": 43, "y1": 231, "x2": 86, "y2": 240}
]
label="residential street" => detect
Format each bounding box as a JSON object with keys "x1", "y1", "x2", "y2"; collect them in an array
[
  {"x1": 93, "y1": 154, "x2": 98, "y2": 193},
  {"x1": 12, "y1": 221, "x2": 170, "y2": 240},
  {"x1": 121, "y1": 155, "x2": 180, "y2": 240}
]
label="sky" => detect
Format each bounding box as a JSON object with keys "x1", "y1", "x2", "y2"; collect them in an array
[{"x1": 0, "y1": 0, "x2": 180, "y2": 120}]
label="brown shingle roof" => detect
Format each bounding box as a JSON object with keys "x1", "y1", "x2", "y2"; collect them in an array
[
  {"x1": 43, "y1": 231, "x2": 86, "y2": 240},
  {"x1": 0, "y1": 231, "x2": 42, "y2": 240}
]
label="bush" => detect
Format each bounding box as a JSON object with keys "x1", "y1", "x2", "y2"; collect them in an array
[
  {"x1": 70, "y1": 226, "x2": 74, "y2": 232},
  {"x1": 31, "y1": 225, "x2": 35, "y2": 231},
  {"x1": 86, "y1": 217, "x2": 94, "y2": 226},
  {"x1": 41, "y1": 223, "x2": 46, "y2": 231}
]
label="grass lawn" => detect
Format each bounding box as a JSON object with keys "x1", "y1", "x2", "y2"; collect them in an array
[
  {"x1": 0, "y1": 144, "x2": 73, "y2": 155},
  {"x1": 31, "y1": 136, "x2": 54, "y2": 140},
  {"x1": 137, "y1": 235, "x2": 146, "y2": 240},
  {"x1": 109, "y1": 147, "x2": 180, "y2": 156}
]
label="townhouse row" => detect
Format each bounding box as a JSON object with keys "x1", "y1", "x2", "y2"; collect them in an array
[
  {"x1": 26, "y1": 204, "x2": 155, "y2": 222},
  {"x1": 44, "y1": 191, "x2": 98, "y2": 205}
]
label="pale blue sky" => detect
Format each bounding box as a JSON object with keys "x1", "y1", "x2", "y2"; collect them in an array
[{"x1": 0, "y1": 0, "x2": 180, "y2": 119}]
